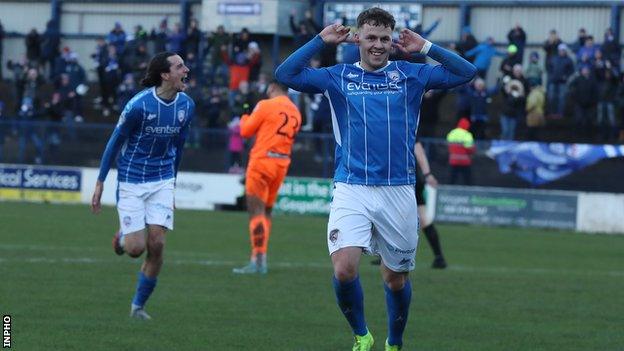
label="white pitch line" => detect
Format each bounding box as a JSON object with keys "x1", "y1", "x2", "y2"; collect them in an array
[{"x1": 0, "y1": 254, "x2": 622, "y2": 277}]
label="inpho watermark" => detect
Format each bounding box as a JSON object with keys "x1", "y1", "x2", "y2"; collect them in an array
[{"x1": 3, "y1": 315, "x2": 10, "y2": 348}]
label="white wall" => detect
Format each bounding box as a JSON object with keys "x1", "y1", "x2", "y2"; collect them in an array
[{"x1": 577, "y1": 192, "x2": 624, "y2": 234}]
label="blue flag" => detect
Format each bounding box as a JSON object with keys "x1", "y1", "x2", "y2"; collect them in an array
[{"x1": 487, "y1": 141, "x2": 624, "y2": 185}]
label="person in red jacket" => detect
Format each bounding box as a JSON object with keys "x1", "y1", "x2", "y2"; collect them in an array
[{"x1": 446, "y1": 118, "x2": 475, "y2": 185}]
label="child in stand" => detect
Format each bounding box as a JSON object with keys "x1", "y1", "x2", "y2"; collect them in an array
[{"x1": 227, "y1": 116, "x2": 244, "y2": 174}]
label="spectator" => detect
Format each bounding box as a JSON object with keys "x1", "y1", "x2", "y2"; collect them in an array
[
  {"x1": 106, "y1": 22, "x2": 127, "y2": 57},
  {"x1": 7, "y1": 56, "x2": 28, "y2": 112},
  {"x1": 166, "y1": 23, "x2": 186, "y2": 55},
  {"x1": 446, "y1": 118, "x2": 475, "y2": 185},
  {"x1": 290, "y1": 10, "x2": 320, "y2": 48},
  {"x1": 569, "y1": 66, "x2": 599, "y2": 140},
  {"x1": 576, "y1": 35, "x2": 598, "y2": 63},
  {"x1": 41, "y1": 20, "x2": 61, "y2": 80},
  {"x1": 500, "y1": 71, "x2": 526, "y2": 140},
  {"x1": 469, "y1": 78, "x2": 496, "y2": 140},
  {"x1": 571, "y1": 27, "x2": 588, "y2": 55},
  {"x1": 0, "y1": 20, "x2": 4, "y2": 80},
  {"x1": 453, "y1": 82, "x2": 472, "y2": 120},
  {"x1": 232, "y1": 28, "x2": 251, "y2": 54},
  {"x1": 227, "y1": 116, "x2": 244, "y2": 173},
  {"x1": 601, "y1": 28, "x2": 620, "y2": 68},
  {"x1": 0, "y1": 100, "x2": 4, "y2": 160},
  {"x1": 133, "y1": 24, "x2": 149, "y2": 45},
  {"x1": 123, "y1": 42, "x2": 149, "y2": 82},
  {"x1": 43, "y1": 92, "x2": 65, "y2": 150},
  {"x1": 186, "y1": 19, "x2": 202, "y2": 58},
  {"x1": 542, "y1": 29, "x2": 562, "y2": 68},
  {"x1": 151, "y1": 18, "x2": 169, "y2": 53},
  {"x1": 310, "y1": 93, "x2": 332, "y2": 162},
  {"x1": 101, "y1": 45, "x2": 122, "y2": 116},
  {"x1": 205, "y1": 86, "x2": 226, "y2": 128},
  {"x1": 183, "y1": 76, "x2": 204, "y2": 148},
  {"x1": 52, "y1": 46, "x2": 71, "y2": 81},
  {"x1": 525, "y1": 51, "x2": 543, "y2": 87},
  {"x1": 525, "y1": 81, "x2": 546, "y2": 141},
  {"x1": 60, "y1": 53, "x2": 86, "y2": 121},
  {"x1": 419, "y1": 89, "x2": 446, "y2": 138},
  {"x1": 25, "y1": 28, "x2": 42, "y2": 65},
  {"x1": 499, "y1": 44, "x2": 521, "y2": 77},
  {"x1": 184, "y1": 51, "x2": 199, "y2": 80},
  {"x1": 546, "y1": 43, "x2": 574, "y2": 117},
  {"x1": 616, "y1": 74, "x2": 624, "y2": 141},
  {"x1": 247, "y1": 41, "x2": 262, "y2": 82},
  {"x1": 456, "y1": 26, "x2": 478, "y2": 62},
  {"x1": 222, "y1": 44, "x2": 258, "y2": 107},
  {"x1": 116, "y1": 73, "x2": 138, "y2": 112},
  {"x1": 465, "y1": 37, "x2": 505, "y2": 78},
  {"x1": 17, "y1": 68, "x2": 45, "y2": 164},
  {"x1": 507, "y1": 23, "x2": 527, "y2": 61},
  {"x1": 91, "y1": 38, "x2": 109, "y2": 107},
  {"x1": 206, "y1": 25, "x2": 230, "y2": 85},
  {"x1": 596, "y1": 66, "x2": 619, "y2": 142}
]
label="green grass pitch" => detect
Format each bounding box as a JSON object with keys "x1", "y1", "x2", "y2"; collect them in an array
[{"x1": 1, "y1": 202, "x2": 623, "y2": 350}]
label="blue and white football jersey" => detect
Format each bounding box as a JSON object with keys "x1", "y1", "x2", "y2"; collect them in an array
[
  {"x1": 276, "y1": 36, "x2": 476, "y2": 185},
  {"x1": 114, "y1": 87, "x2": 195, "y2": 183}
]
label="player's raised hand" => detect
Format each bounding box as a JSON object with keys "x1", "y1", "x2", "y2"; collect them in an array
[
  {"x1": 394, "y1": 28, "x2": 426, "y2": 54},
  {"x1": 319, "y1": 23, "x2": 352, "y2": 45},
  {"x1": 91, "y1": 181, "x2": 103, "y2": 214}
]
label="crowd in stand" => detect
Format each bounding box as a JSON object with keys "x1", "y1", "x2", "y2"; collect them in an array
[
  {"x1": 446, "y1": 25, "x2": 623, "y2": 143},
  {"x1": 0, "y1": 15, "x2": 623, "y2": 165}
]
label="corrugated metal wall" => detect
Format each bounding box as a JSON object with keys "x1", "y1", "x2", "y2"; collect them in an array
[
  {"x1": 61, "y1": 3, "x2": 180, "y2": 35},
  {"x1": 0, "y1": 2, "x2": 51, "y2": 33},
  {"x1": 471, "y1": 6, "x2": 611, "y2": 44},
  {"x1": 422, "y1": 6, "x2": 460, "y2": 43}
]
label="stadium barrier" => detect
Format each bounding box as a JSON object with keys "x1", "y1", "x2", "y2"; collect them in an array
[{"x1": 1, "y1": 163, "x2": 622, "y2": 234}]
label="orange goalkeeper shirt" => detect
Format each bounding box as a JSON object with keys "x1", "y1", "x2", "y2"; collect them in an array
[{"x1": 240, "y1": 95, "x2": 302, "y2": 160}]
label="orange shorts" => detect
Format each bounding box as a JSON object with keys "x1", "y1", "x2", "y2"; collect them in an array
[{"x1": 245, "y1": 158, "x2": 290, "y2": 207}]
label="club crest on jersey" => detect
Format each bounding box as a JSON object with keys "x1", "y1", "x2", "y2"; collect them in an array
[
  {"x1": 387, "y1": 71, "x2": 400, "y2": 81},
  {"x1": 177, "y1": 109, "x2": 185, "y2": 122}
]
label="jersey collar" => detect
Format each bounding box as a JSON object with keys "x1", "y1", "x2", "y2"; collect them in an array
[
  {"x1": 151, "y1": 87, "x2": 179, "y2": 106},
  {"x1": 354, "y1": 61, "x2": 393, "y2": 73}
]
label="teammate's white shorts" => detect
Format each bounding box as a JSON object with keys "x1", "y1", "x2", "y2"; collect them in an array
[
  {"x1": 117, "y1": 178, "x2": 175, "y2": 235},
  {"x1": 327, "y1": 183, "x2": 419, "y2": 272}
]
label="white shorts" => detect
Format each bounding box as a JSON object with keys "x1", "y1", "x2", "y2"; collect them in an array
[
  {"x1": 327, "y1": 183, "x2": 419, "y2": 272},
  {"x1": 117, "y1": 178, "x2": 175, "y2": 235}
]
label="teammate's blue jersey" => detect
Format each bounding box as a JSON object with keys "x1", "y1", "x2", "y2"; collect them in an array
[
  {"x1": 97, "y1": 87, "x2": 195, "y2": 183},
  {"x1": 276, "y1": 35, "x2": 476, "y2": 185}
]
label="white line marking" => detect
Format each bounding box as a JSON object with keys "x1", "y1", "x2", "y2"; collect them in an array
[{"x1": 1, "y1": 244, "x2": 622, "y2": 277}]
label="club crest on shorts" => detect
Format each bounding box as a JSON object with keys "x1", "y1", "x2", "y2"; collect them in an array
[
  {"x1": 329, "y1": 229, "x2": 339, "y2": 243},
  {"x1": 387, "y1": 70, "x2": 400, "y2": 81},
  {"x1": 177, "y1": 109, "x2": 185, "y2": 123},
  {"x1": 123, "y1": 216, "x2": 132, "y2": 227}
]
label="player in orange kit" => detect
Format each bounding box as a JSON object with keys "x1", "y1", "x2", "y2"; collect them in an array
[{"x1": 233, "y1": 80, "x2": 302, "y2": 274}]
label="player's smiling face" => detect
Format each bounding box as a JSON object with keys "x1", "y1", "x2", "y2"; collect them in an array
[
  {"x1": 356, "y1": 23, "x2": 393, "y2": 71},
  {"x1": 163, "y1": 55, "x2": 190, "y2": 92}
]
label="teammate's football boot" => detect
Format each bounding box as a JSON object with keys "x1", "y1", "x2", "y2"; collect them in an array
[
  {"x1": 112, "y1": 230, "x2": 124, "y2": 256},
  {"x1": 130, "y1": 306, "x2": 151, "y2": 320},
  {"x1": 432, "y1": 256, "x2": 447, "y2": 269},
  {"x1": 352, "y1": 330, "x2": 374, "y2": 351},
  {"x1": 232, "y1": 261, "x2": 258, "y2": 274},
  {"x1": 385, "y1": 339, "x2": 402, "y2": 350}
]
